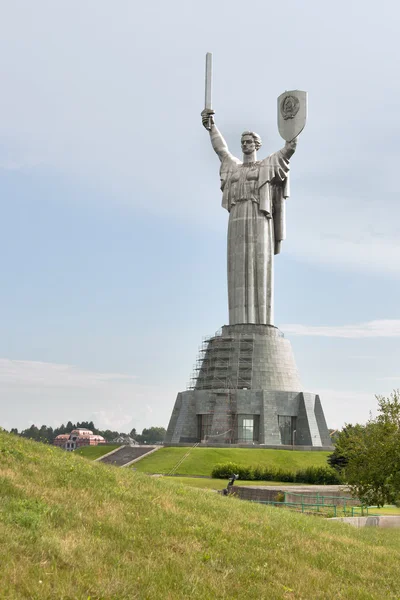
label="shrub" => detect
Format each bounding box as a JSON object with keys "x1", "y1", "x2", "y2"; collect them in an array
[
  {"x1": 261, "y1": 466, "x2": 277, "y2": 481},
  {"x1": 294, "y1": 466, "x2": 341, "y2": 485},
  {"x1": 252, "y1": 466, "x2": 264, "y2": 480},
  {"x1": 211, "y1": 463, "x2": 341, "y2": 484},
  {"x1": 275, "y1": 469, "x2": 296, "y2": 483},
  {"x1": 211, "y1": 462, "x2": 242, "y2": 479},
  {"x1": 238, "y1": 465, "x2": 254, "y2": 480}
]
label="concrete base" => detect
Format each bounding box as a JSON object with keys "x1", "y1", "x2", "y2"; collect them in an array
[
  {"x1": 165, "y1": 388, "x2": 331, "y2": 447},
  {"x1": 165, "y1": 324, "x2": 332, "y2": 448}
]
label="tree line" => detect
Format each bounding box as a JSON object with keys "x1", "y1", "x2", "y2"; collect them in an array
[{"x1": 8, "y1": 421, "x2": 166, "y2": 445}]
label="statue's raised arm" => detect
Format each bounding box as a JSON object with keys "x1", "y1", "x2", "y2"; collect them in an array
[
  {"x1": 280, "y1": 138, "x2": 297, "y2": 160},
  {"x1": 201, "y1": 108, "x2": 234, "y2": 162}
]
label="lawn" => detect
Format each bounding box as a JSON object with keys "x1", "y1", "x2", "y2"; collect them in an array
[
  {"x1": 134, "y1": 446, "x2": 330, "y2": 476},
  {"x1": 369, "y1": 506, "x2": 400, "y2": 515},
  {"x1": 165, "y1": 476, "x2": 305, "y2": 490},
  {"x1": 2, "y1": 430, "x2": 400, "y2": 599},
  {"x1": 75, "y1": 444, "x2": 119, "y2": 460}
]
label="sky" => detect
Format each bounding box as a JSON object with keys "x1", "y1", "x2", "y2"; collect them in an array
[{"x1": 1, "y1": 0, "x2": 400, "y2": 434}]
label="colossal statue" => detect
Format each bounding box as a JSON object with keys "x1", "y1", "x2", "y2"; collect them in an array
[{"x1": 201, "y1": 108, "x2": 297, "y2": 325}]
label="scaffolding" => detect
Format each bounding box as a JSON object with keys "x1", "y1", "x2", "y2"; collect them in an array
[
  {"x1": 187, "y1": 332, "x2": 255, "y2": 391},
  {"x1": 184, "y1": 329, "x2": 257, "y2": 444},
  {"x1": 198, "y1": 389, "x2": 238, "y2": 444}
]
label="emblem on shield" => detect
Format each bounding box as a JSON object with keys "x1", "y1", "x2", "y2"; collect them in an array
[{"x1": 277, "y1": 90, "x2": 307, "y2": 141}]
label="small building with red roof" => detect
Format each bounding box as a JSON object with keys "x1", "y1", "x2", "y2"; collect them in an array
[{"x1": 54, "y1": 429, "x2": 106, "y2": 451}]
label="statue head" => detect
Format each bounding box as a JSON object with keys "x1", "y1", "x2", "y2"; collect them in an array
[{"x1": 241, "y1": 131, "x2": 262, "y2": 155}]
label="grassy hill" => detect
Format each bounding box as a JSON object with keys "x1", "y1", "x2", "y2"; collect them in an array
[
  {"x1": 133, "y1": 446, "x2": 330, "y2": 476},
  {"x1": 1, "y1": 431, "x2": 400, "y2": 599},
  {"x1": 76, "y1": 444, "x2": 119, "y2": 460}
]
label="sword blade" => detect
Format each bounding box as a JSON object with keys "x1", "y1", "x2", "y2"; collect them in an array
[{"x1": 205, "y1": 52, "x2": 212, "y2": 109}]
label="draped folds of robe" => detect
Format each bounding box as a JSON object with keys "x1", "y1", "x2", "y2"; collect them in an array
[{"x1": 220, "y1": 150, "x2": 291, "y2": 326}]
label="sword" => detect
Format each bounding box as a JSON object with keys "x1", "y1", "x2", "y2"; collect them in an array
[{"x1": 204, "y1": 52, "x2": 213, "y2": 131}]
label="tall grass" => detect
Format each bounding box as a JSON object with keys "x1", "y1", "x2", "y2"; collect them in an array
[{"x1": 1, "y1": 430, "x2": 400, "y2": 599}]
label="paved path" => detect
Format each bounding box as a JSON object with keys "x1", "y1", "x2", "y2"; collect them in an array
[{"x1": 99, "y1": 445, "x2": 157, "y2": 467}]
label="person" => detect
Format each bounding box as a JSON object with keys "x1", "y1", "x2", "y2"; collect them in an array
[
  {"x1": 201, "y1": 108, "x2": 297, "y2": 326},
  {"x1": 222, "y1": 473, "x2": 239, "y2": 495}
]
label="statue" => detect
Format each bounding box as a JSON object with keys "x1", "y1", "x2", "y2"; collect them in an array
[
  {"x1": 165, "y1": 59, "x2": 331, "y2": 449},
  {"x1": 165, "y1": 62, "x2": 331, "y2": 449},
  {"x1": 201, "y1": 54, "x2": 306, "y2": 327}
]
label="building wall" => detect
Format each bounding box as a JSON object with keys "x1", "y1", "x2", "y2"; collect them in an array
[{"x1": 165, "y1": 389, "x2": 332, "y2": 448}]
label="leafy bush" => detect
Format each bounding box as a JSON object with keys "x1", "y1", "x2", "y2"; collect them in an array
[
  {"x1": 211, "y1": 463, "x2": 341, "y2": 484},
  {"x1": 252, "y1": 466, "x2": 264, "y2": 480},
  {"x1": 275, "y1": 468, "x2": 296, "y2": 482},
  {"x1": 294, "y1": 466, "x2": 341, "y2": 485},
  {"x1": 211, "y1": 462, "x2": 242, "y2": 479}
]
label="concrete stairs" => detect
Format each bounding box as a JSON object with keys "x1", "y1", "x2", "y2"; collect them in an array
[{"x1": 97, "y1": 445, "x2": 159, "y2": 467}]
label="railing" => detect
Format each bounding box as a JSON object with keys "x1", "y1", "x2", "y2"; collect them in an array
[
  {"x1": 166, "y1": 443, "x2": 199, "y2": 476},
  {"x1": 284, "y1": 491, "x2": 361, "y2": 507},
  {"x1": 251, "y1": 500, "x2": 376, "y2": 517}
]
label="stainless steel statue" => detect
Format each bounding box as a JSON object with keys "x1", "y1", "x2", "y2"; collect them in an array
[
  {"x1": 165, "y1": 63, "x2": 331, "y2": 449},
  {"x1": 201, "y1": 53, "x2": 307, "y2": 326}
]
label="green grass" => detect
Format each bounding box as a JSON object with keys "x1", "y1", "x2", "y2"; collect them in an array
[
  {"x1": 2, "y1": 430, "x2": 400, "y2": 599},
  {"x1": 134, "y1": 446, "x2": 330, "y2": 476},
  {"x1": 166, "y1": 477, "x2": 304, "y2": 490},
  {"x1": 369, "y1": 506, "x2": 400, "y2": 515},
  {"x1": 75, "y1": 444, "x2": 119, "y2": 460}
]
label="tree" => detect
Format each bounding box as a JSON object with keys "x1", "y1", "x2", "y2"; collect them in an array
[
  {"x1": 327, "y1": 424, "x2": 365, "y2": 470},
  {"x1": 136, "y1": 427, "x2": 166, "y2": 444},
  {"x1": 328, "y1": 390, "x2": 400, "y2": 507},
  {"x1": 328, "y1": 428, "x2": 340, "y2": 444},
  {"x1": 20, "y1": 425, "x2": 41, "y2": 442},
  {"x1": 10, "y1": 419, "x2": 134, "y2": 445},
  {"x1": 76, "y1": 421, "x2": 96, "y2": 432}
]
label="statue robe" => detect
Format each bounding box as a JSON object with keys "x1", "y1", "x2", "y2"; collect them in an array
[{"x1": 219, "y1": 150, "x2": 291, "y2": 325}]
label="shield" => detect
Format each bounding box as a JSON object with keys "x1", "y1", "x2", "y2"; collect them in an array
[{"x1": 277, "y1": 90, "x2": 307, "y2": 141}]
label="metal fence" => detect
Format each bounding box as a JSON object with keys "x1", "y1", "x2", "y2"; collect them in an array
[
  {"x1": 251, "y1": 497, "x2": 376, "y2": 518},
  {"x1": 284, "y1": 491, "x2": 361, "y2": 508}
]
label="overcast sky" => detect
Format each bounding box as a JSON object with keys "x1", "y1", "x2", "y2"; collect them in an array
[{"x1": 1, "y1": 0, "x2": 400, "y2": 433}]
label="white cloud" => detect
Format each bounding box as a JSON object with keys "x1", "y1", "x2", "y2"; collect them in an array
[
  {"x1": 0, "y1": 358, "x2": 176, "y2": 432},
  {"x1": 281, "y1": 319, "x2": 400, "y2": 338},
  {"x1": 0, "y1": 359, "x2": 137, "y2": 388},
  {"x1": 0, "y1": 160, "x2": 25, "y2": 171},
  {"x1": 91, "y1": 410, "x2": 134, "y2": 431},
  {"x1": 313, "y1": 388, "x2": 376, "y2": 429},
  {"x1": 0, "y1": 157, "x2": 44, "y2": 171}
]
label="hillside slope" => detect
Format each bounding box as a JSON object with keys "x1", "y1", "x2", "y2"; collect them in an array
[
  {"x1": 1, "y1": 431, "x2": 400, "y2": 600},
  {"x1": 133, "y1": 446, "x2": 330, "y2": 475}
]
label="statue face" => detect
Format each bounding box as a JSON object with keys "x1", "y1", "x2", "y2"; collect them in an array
[{"x1": 241, "y1": 135, "x2": 256, "y2": 155}]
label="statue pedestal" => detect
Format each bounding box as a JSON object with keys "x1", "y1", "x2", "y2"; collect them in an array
[{"x1": 165, "y1": 325, "x2": 332, "y2": 449}]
